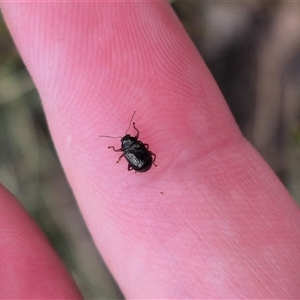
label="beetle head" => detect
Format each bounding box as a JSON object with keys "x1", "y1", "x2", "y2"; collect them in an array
[{"x1": 121, "y1": 134, "x2": 136, "y2": 149}]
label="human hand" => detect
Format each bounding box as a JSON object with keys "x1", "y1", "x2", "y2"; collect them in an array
[{"x1": 1, "y1": 2, "x2": 300, "y2": 298}]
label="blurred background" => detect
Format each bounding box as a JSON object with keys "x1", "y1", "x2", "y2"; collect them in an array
[{"x1": 0, "y1": 2, "x2": 300, "y2": 299}]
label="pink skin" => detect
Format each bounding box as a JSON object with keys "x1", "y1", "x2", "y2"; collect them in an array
[
  {"x1": 0, "y1": 185, "x2": 82, "y2": 299},
  {"x1": 1, "y1": 2, "x2": 300, "y2": 298}
]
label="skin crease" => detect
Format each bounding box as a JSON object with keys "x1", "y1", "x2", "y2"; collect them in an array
[{"x1": 1, "y1": 1, "x2": 300, "y2": 299}]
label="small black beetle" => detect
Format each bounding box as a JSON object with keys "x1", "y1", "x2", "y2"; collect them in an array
[{"x1": 99, "y1": 112, "x2": 157, "y2": 172}]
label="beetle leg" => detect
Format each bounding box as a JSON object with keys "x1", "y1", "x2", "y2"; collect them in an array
[
  {"x1": 108, "y1": 146, "x2": 122, "y2": 152},
  {"x1": 108, "y1": 146, "x2": 124, "y2": 163},
  {"x1": 132, "y1": 122, "x2": 140, "y2": 139},
  {"x1": 150, "y1": 152, "x2": 158, "y2": 167},
  {"x1": 116, "y1": 153, "x2": 125, "y2": 164}
]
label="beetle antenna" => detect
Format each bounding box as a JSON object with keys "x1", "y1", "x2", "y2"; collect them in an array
[
  {"x1": 99, "y1": 135, "x2": 122, "y2": 139},
  {"x1": 125, "y1": 111, "x2": 136, "y2": 134}
]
